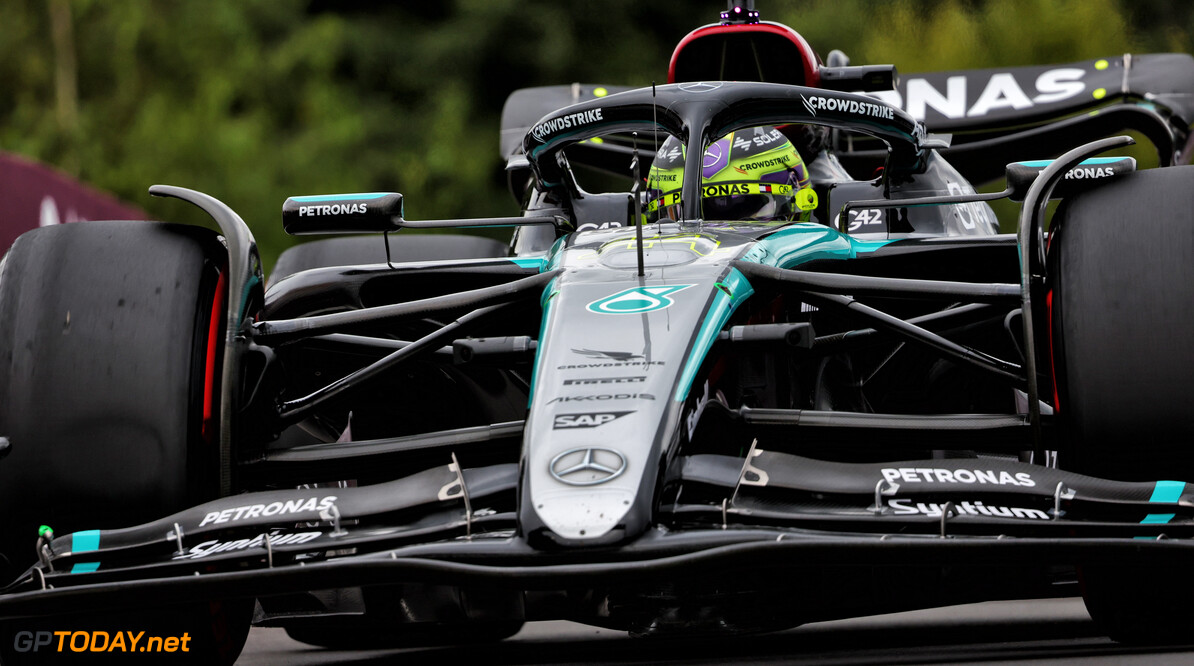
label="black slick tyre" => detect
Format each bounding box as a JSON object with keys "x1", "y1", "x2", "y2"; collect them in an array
[
  {"x1": 1049, "y1": 165, "x2": 1194, "y2": 481},
  {"x1": 1049, "y1": 165, "x2": 1194, "y2": 644},
  {"x1": 0, "y1": 220, "x2": 250, "y2": 663}
]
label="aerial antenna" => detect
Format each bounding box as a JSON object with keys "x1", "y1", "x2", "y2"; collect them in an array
[
  {"x1": 629, "y1": 132, "x2": 645, "y2": 277},
  {"x1": 652, "y1": 81, "x2": 663, "y2": 233}
]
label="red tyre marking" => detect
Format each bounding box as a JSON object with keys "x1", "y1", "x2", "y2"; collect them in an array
[{"x1": 202, "y1": 270, "x2": 227, "y2": 443}]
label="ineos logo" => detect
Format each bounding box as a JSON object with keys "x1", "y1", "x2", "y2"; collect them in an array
[{"x1": 549, "y1": 448, "x2": 627, "y2": 486}]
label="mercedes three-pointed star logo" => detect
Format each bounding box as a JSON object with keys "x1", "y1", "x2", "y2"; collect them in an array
[
  {"x1": 549, "y1": 447, "x2": 628, "y2": 486},
  {"x1": 678, "y1": 81, "x2": 723, "y2": 93}
]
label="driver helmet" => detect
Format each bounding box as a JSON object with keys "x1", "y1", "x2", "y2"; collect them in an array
[{"x1": 646, "y1": 126, "x2": 817, "y2": 222}]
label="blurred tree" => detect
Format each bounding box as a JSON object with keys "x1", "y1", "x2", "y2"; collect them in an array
[{"x1": 0, "y1": 0, "x2": 1187, "y2": 267}]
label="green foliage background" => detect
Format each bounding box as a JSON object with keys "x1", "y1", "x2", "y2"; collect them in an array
[{"x1": 1, "y1": 0, "x2": 1190, "y2": 270}]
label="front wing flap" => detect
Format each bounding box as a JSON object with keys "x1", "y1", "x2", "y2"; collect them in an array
[{"x1": 4, "y1": 447, "x2": 1193, "y2": 617}]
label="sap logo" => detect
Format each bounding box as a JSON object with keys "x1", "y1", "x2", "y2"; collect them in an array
[
  {"x1": 873, "y1": 68, "x2": 1086, "y2": 120},
  {"x1": 1064, "y1": 166, "x2": 1114, "y2": 179},
  {"x1": 553, "y1": 411, "x2": 633, "y2": 429}
]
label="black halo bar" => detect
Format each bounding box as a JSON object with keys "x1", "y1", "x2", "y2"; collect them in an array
[
  {"x1": 278, "y1": 302, "x2": 516, "y2": 424},
  {"x1": 732, "y1": 261, "x2": 1020, "y2": 303},
  {"x1": 803, "y1": 291, "x2": 1025, "y2": 386},
  {"x1": 254, "y1": 269, "x2": 559, "y2": 345},
  {"x1": 838, "y1": 188, "x2": 1013, "y2": 234}
]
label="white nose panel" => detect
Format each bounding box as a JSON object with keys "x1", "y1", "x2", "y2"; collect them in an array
[{"x1": 534, "y1": 487, "x2": 635, "y2": 539}]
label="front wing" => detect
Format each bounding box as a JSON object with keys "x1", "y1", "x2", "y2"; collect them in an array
[{"x1": 3, "y1": 446, "x2": 1191, "y2": 619}]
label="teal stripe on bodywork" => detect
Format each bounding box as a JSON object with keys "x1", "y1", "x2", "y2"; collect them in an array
[
  {"x1": 1015, "y1": 157, "x2": 1127, "y2": 168},
  {"x1": 675, "y1": 267, "x2": 754, "y2": 402},
  {"x1": 289, "y1": 193, "x2": 390, "y2": 202},
  {"x1": 739, "y1": 223, "x2": 892, "y2": 269},
  {"x1": 70, "y1": 529, "x2": 100, "y2": 573},
  {"x1": 672, "y1": 225, "x2": 890, "y2": 401},
  {"x1": 543, "y1": 236, "x2": 568, "y2": 272},
  {"x1": 525, "y1": 237, "x2": 567, "y2": 405},
  {"x1": 1139, "y1": 481, "x2": 1186, "y2": 525},
  {"x1": 509, "y1": 256, "x2": 546, "y2": 272},
  {"x1": 1149, "y1": 480, "x2": 1185, "y2": 503},
  {"x1": 526, "y1": 280, "x2": 559, "y2": 406},
  {"x1": 73, "y1": 530, "x2": 99, "y2": 552},
  {"x1": 239, "y1": 274, "x2": 262, "y2": 325}
]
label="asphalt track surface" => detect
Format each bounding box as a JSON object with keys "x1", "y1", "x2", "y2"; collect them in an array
[{"x1": 237, "y1": 598, "x2": 1194, "y2": 665}]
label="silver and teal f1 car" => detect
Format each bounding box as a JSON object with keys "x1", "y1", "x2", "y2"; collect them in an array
[{"x1": 3, "y1": 7, "x2": 1194, "y2": 663}]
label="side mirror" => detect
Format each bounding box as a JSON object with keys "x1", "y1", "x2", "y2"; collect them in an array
[
  {"x1": 1006, "y1": 157, "x2": 1136, "y2": 202},
  {"x1": 817, "y1": 65, "x2": 898, "y2": 92},
  {"x1": 282, "y1": 192, "x2": 404, "y2": 235}
]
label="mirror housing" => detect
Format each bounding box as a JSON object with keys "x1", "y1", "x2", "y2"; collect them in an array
[
  {"x1": 282, "y1": 192, "x2": 404, "y2": 235},
  {"x1": 1006, "y1": 157, "x2": 1136, "y2": 202},
  {"x1": 817, "y1": 65, "x2": 898, "y2": 92}
]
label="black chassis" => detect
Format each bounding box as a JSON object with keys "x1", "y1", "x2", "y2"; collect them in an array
[{"x1": 3, "y1": 80, "x2": 1194, "y2": 634}]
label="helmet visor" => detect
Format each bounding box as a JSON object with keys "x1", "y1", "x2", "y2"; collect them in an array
[{"x1": 703, "y1": 192, "x2": 792, "y2": 221}]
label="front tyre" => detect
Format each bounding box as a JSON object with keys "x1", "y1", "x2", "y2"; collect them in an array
[
  {"x1": 1049, "y1": 165, "x2": 1194, "y2": 481},
  {"x1": 0, "y1": 221, "x2": 249, "y2": 663},
  {"x1": 1049, "y1": 165, "x2": 1194, "y2": 644}
]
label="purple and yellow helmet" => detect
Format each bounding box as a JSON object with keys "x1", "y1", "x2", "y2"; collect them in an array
[{"x1": 646, "y1": 126, "x2": 816, "y2": 222}]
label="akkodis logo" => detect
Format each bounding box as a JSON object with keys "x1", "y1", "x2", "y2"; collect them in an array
[{"x1": 587, "y1": 285, "x2": 695, "y2": 315}]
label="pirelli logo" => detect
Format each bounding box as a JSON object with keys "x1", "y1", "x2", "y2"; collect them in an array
[{"x1": 563, "y1": 376, "x2": 645, "y2": 386}]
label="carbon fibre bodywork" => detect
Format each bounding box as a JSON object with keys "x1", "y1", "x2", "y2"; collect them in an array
[{"x1": 4, "y1": 53, "x2": 1194, "y2": 644}]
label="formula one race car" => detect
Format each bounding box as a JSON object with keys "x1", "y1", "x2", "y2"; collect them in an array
[{"x1": 3, "y1": 4, "x2": 1194, "y2": 663}]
